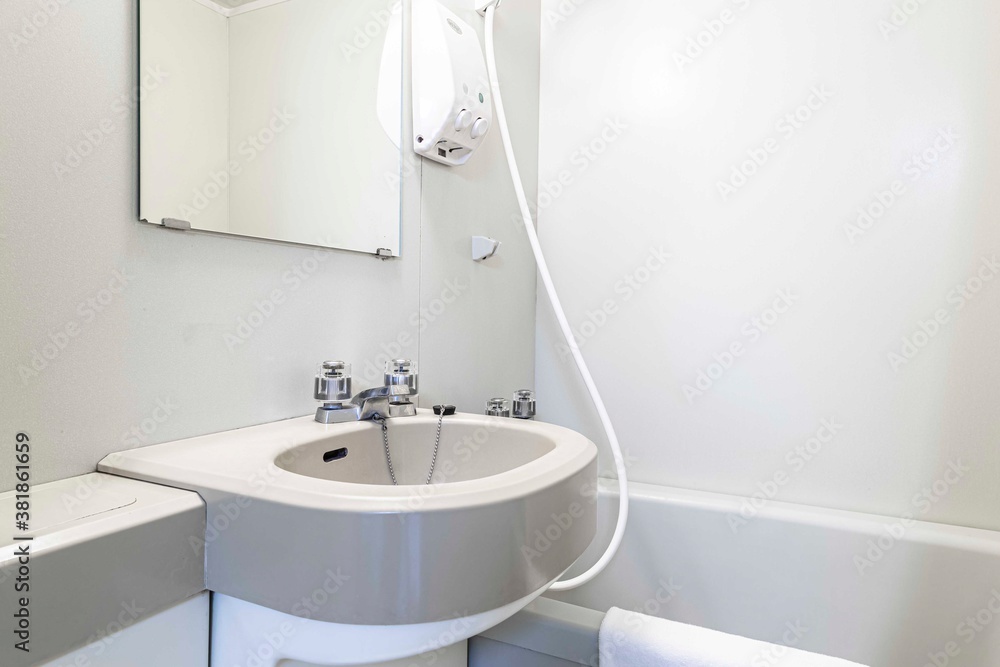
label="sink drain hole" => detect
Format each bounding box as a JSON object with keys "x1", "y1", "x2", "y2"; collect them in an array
[{"x1": 323, "y1": 447, "x2": 348, "y2": 463}]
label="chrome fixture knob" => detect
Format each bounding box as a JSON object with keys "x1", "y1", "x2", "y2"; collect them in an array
[
  {"x1": 512, "y1": 389, "x2": 536, "y2": 420},
  {"x1": 384, "y1": 359, "x2": 418, "y2": 393},
  {"x1": 486, "y1": 397, "x2": 510, "y2": 417},
  {"x1": 314, "y1": 360, "x2": 420, "y2": 424},
  {"x1": 315, "y1": 361, "x2": 352, "y2": 403}
]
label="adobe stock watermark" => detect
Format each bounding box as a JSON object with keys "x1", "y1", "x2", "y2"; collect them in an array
[
  {"x1": 673, "y1": 0, "x2": 760, "y2": 74},
  {"x1": 521, "y1": 501, "x2": 589, "y2": 563},
  {"x1": 523, "y1": 450, "x2": 640, "y2": 563},
  {"x1": 288, "y1": 568, "x2": 351, "y2": 621},
  {"x1": 185, "y1": 442, "x2": 306, "y2": 557},
  {"x1": 119, "y1": 397, "x2": 179, "y2": 449},
  {"x1": 682, "y1": 288, "x2": 798, "y2": 403},
  {"x1": 238, "y1": 567, "x2": 351, "y2": 667},
  {"x1": 595, "y1": 579, "x2": 683, "y2": 666},
  {"x1": 340, "y1": 0, "x2": 398, "y2": 62},
  {"x1": 920, "y1": 589, "x2": 1000, "y2": 667},
  {"x1": 844, "y1": 127, "x2": 958, "y2": 244},
  {"x1": 180, "y1": 107, "x2": 295, "y2": 220},
  {"x1": 51, "y1": 600, "x2": 147, "y2": 667},
  {"x1": 887, "y1": 254, "x2": 998, "y2": 372},
  {"x1": 556, "y1": 246, "x2": 671, "y2": 360},
  {"x1": 879, "y1": 0, "x2": 933, "y2": 40},
  {"x1": 510, "y1": 117, "x2": 628, "y2": 233},
  {"x1": 53, "y1": 66, "x2": 168, "y2": 180},
  {"x1": 409, "y1": 278, "x2": 469, "y2": 332},
  {"x1": 409, "y1": 615, "x2": 480, "y2": 665},
  {"x1": 224, "y1": 242, "x2": 332, "y2": 351},
  {"x1": 717, "y1": 85, "x2": 834, "y2": 202},
  {"x1": 853, "y1": 459, "x2": 970, "y2": 575},
  {"x1": 386, "y1": 150, "x2": 420, "y2": 192},
  {"x1": 750, "y1": 619, "x2": 810, "y2": 667},
  {"x1": 727, "y1": 418, "x2": 845, "y2": 533},
  {"x1": 189, "y1": 457, "x2": 300, "y2": 557},
  {"x1": 8, "y1": 0, "x2": 73, "y2": 54},
  {"x1": 17, "y1": 268, "x2": 133, "y2": 384},
  {"x1": 632, "y1": 577, "x2": 683, "y2": 619},
  {"x1": 63, "y1": 397, "x2": 179, "y2": 508},
  {"x1": 393, "y1": 418, "x2": 503, "y2": 517},
  {"x1": 543, "y1": 0, "x2": 591, "y2": 30},
  {"x1": 355, "y1": 276, "x2": 469, "y2": 385}
]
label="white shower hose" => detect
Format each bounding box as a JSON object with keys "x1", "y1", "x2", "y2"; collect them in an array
[{"x1": 483, "y1": 2, "x2": 628, "y2": 591}]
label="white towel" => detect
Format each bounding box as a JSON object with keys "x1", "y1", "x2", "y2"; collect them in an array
[{"x1": 599, "y1": 607, "x2": 868, "y2": 667}]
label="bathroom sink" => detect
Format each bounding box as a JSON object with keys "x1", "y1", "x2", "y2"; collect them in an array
[
  {"x1": 275, "y1": 416, "x2": 558, "y2": 485},
  {"x1": 99, "y1": 410, "x2": 597, "y2": 665}
]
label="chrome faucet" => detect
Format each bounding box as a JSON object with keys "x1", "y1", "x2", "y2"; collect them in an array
[{"x1": 314, "y1": 359, "x2": 418, "y2": 424}]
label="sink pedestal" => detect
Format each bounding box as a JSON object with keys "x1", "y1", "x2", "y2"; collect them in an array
[{"x1": 211, "y1": 586, "x2": 552, "y2": 666}]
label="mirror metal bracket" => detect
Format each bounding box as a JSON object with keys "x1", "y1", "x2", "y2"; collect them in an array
[{"x1": 161, "y1": 218, "x2": 192, "y2": 231}]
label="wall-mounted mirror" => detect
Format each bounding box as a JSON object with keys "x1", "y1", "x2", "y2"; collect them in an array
[{"x1": 139, "y1": 0, "x2": 403, "y2": 255}]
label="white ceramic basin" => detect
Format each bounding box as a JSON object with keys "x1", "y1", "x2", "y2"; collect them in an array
[
  {"x1": 99, "y1": 411, "x2": 597, "y2": 665},
  {"x1": 275, "y1": 417, "x2": 558, "y2": 485}
]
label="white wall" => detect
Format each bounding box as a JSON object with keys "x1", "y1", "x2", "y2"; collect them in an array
[
  {"x1": 0, "y1": 0, "x2": 538, "y2": 492},
  {"x1": 417, "y1": 0, "x2": 540, "y2": 407},
  {"x1": 139, "y1": 0, "x2": 230, "y2": 232},
  {"x1": 536, "y1": 0, "x2": 1000, "y2": 530}
]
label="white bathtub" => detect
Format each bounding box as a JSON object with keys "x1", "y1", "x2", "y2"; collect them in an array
[{"x1": 472, "y1": 480, "x2": 1000, "y2": 667}]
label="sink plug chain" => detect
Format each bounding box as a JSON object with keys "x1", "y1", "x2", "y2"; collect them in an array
[
  {"x1": 426, "y1": 413, "x2": 443, "y2": 484},
  {"x1": 427, "y1": 405, "x2": 455, "y2": 484},
  {"x1": 373, "y1": 414, "x2": 398, "y2": 486},
  {"x1": 375, "y1": 406, "x2": 455, "y2": 486}
]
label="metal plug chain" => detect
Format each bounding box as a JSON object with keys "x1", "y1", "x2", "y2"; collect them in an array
[
  {"x1": 425, "y1": 413, "x2": 444, "y2": 485},
  {"x1": 373, "y1": 414, "x2": 398, "y2": 486},
  {"x1": 377, "y1": 406, "x2": 454, "y2": 486}
]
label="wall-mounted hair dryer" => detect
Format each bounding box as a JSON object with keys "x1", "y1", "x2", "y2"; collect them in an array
[{"x1": 411, "y1": 0, "x2": 492, "y2": 166}]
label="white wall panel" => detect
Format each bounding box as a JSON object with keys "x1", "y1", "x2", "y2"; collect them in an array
[{"x1": 535, "y1": 0, "x2": 1000, "y2": 529}]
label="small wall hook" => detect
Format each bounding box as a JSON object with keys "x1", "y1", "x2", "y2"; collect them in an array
[{"x1": 472, "y1": 235, "x2": 501, "y2": 261}]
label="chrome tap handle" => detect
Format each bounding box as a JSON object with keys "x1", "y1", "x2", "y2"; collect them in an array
[
  {"x1": 315, "y1": 361, "x2": 352, "y2": 402},
  {"x1": 314, "y1": 359, "x2": 419, "y2": 424},
  {"x1": 384, "y1": 359, "x2": 418, "y2": 393},
  {"x1": 512, "y1": 389, "x2": 535, "y2": 419},
  {"x1": 486, "y1": 397, "x2": 510, "y2": 417}
]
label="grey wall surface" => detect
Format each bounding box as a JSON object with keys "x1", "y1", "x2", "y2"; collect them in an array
[{"x1": 0, "y1": 0, "x2": 539, "y2": 491}]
